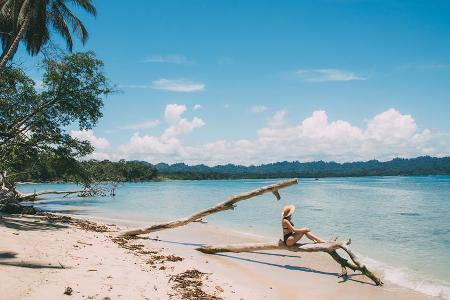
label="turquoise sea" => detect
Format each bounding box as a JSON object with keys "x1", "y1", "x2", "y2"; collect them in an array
[{"x1": 18, "y1": 176, "x2": 450, "y2": 298}]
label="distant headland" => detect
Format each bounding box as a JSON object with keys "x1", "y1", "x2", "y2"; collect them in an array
[{"x1": 149, "y1": 156, "x2": 450, "y2": 179}]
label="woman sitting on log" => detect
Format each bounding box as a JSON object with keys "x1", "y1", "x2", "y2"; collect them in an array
[{"x1": 282, "y1": 204, "x2": 325, "y2": 246}]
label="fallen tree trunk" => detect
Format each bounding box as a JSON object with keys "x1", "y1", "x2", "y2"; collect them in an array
[
  {"x1": 119, "y1": 178, "x2": 298, "y2": 237},
  {"x1": 16, "y1": 189, "x2": 91, "y2": 201},
  {"x1": 197, "y1": 240, "x2": 383, "y2": 286}
]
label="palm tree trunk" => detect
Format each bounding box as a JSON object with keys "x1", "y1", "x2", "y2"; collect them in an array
[{"x1": 0, "y1": 16, "x2": 30, "y2": 70}]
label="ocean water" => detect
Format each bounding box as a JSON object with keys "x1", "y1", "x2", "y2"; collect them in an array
[{"x1": 18, "y1": 176, "x2": 450, "y2": 298}]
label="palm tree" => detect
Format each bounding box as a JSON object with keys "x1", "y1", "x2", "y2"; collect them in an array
[{"x1": 0, "y1": 0, "x2": 96, "y2": 69}]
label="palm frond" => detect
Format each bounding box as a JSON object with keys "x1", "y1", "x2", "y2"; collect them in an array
[
  {"x1": 49, "y1": 9, "x2": 73, "y2": 51},
  {"x1": 56, "y1": 0, "x2": 88, "y2": 43},
  {"x1": 64, "y1": 0, "x2": 96, "y2": 17}
]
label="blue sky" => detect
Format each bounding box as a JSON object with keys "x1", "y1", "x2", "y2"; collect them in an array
[{"x1": 16, "y1": 0, "x2": 450, "y2": 165}]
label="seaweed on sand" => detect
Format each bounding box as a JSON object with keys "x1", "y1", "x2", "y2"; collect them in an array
[{"x1": 169, "y1": 269, "x2": 222, "y2": 300}]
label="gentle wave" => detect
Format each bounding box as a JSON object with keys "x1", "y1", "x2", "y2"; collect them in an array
[{"x1": 361, "y1": 255, "x2": 450, "y2": 299}]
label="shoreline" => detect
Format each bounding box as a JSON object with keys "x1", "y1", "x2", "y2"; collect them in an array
[
  {"x1": 88, "y1": 214, "x2": 450, "y2": 300},
  {"x1": 15, "y1": 174, "x2": 450, "y2": 186},
  {"x1": 1, "y1": 211, "x2": 444, "y2": 299}
]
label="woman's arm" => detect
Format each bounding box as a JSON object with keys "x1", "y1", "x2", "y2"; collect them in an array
[
  {"x1": 283, "y1": 220, "x2": 311, "y2": 234},
  {"x1": 283, "y1": 219, "x2": 296, "y2": 232}
]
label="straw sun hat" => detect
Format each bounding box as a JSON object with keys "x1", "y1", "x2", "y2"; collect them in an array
[{"x1": 282, "y1": 204, "x2": 295, "y2": 218}]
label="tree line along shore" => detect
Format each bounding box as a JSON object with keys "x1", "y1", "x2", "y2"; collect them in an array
[{"x1": 13, "y1": 156, "x2": 450, "y2": 183}]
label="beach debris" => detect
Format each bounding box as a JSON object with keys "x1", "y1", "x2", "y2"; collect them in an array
[
  {"x1": 111, "y1": 234, "x2": 184, "y2": 269},
  {"x1": 119, "y1": 178, "x2": 298, "y2": 237},
  {"x1": 139, "y1": 250, "x2": 159, "y2": 255},
  {"x1": 64, "y1": 286, "x2": 73, "y2": 295},
  {"x1": 76, "y1": 220, "x2": 109, "y2": 232},
  {"x1": 146, "y1": 254, "x2": 183, "y2": 265},
  {"x1": 40, "y1": 213, "x2": 72, "y2": 223},
  {"x1": 165, "y1": 255, "x2": 183, "y2": 262},
  {"x1": 111, "y1": 237, "x2": 148, "y2": 252},
  {"x1": 169, "y1": 269, "x2": 222, "y2": 300},
  {"x1": 197, "y1": 239, "x2": 383, "y2": 286},
  {"x1": 38, "y1": 212, "x2": 109, "y2": 232}
]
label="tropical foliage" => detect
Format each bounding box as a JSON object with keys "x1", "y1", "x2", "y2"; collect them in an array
[
  {"x1": 0, "y1": 0, "x2": 96, "y2": 68},
  {"x1": 0, "y1": 51, "x2": 112, "y2": 201},
  {"x1": 12, "y1": 159, "x2": 158, "y2": 183}
]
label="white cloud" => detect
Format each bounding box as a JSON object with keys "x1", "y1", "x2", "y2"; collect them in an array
[
  {"x1": 250, "y1": 105, "x2": 268, "y2": 113},
  {"x1": 164, "y1": 104, "x2": 187, "y2": 124},
  {"x1": 87, "y1": 106, "x2": 449, "y2": 165},
  {"x1": 162, "y1": 104, "x2": 205, "y2": 138},
  {"x1": 116, "y1": 104, "x2": 205, "y2": 162},
  {"x1": 121, "y1": 120, "x2": 160, "y2": 130},
  {"x1": 151, "y1": 79, "x2": 205, "y2": 92},
  {"x1": 193, "y1": 104, "x2": 202, "y2": 110},
  {"x1": 144, "y1": 55, "x2": 193, "y2": 65},
  {"x1": 71, "y1": 130, "x2": 110, "y2": 150},
  {"x1": 296, "y1": 69, "x2": 366, "y2": 82}
]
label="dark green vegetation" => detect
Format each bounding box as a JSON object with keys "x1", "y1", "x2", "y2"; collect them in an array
[
  {"x1": 14, "y1": 159, "x2": 158, "y2": 183},
  {"x1": 12, "y1": 156, "x2": 450, "y2": 183},
  {"x1": 0, "y1": 51, "x2": 112, "y2": 208},
  {"x1": 0, "y1": 0, "x2": 96, "y2": 69},
  {"x1": 1, "y1": 52, "x2": 112, "y2": 183},
  {"x1": 152, "y1": 156, "x2": 450, "y2": 179}
]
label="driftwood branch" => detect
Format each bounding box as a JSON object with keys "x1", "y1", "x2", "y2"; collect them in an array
[
  {"x1": 17, "y1": 189, "x2": 91, "y2": 201},
  {"x1": 16, "y1": 183, "x2": 118, "y2": 201},
  {"x1": 119, "y1": 178, "x2": 298, "y2": 237},
  {"x1": 197, "y1": 240, "x2": 383, "y2": 286}
]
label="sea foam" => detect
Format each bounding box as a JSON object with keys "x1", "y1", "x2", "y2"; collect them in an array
[{"x1": 361, "y1": 255, "x2": 450, "y2": 299}]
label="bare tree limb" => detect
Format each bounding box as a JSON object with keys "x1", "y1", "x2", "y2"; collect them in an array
[
  {"x1": 16, "y1": 189, "x2": 91, "y2": 201},
  {"x1": 119, "y1": 178, "x2": 298, "y2": 237},
  {"x1": 196, "y1": 240, "x2": 383, "y2": 286}
]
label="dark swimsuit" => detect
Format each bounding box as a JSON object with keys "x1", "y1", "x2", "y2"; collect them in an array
[{"x1": 283, "y1": 217, "x2": 295, "y2": 243}]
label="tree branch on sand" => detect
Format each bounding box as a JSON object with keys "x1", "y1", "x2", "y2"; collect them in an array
[
  {"x1": 197, "y1": 239, "x2": 383, "y2": 286},
  {"x1": 118, "y1": 178, "x2": 298, "y2": 237},
  {"x1": 0, "y1": 171, "x2": 117, "y2": 209},
  {"x1": 16, "y1": 188, "x2": 93, "y2": 201},
  {"x1": 117, "y1": 179, "x2": 383, "y2": 286}
]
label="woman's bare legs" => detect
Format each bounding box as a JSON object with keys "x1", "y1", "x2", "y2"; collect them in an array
[
  {"x1": 305, "y1": 231, "x2": 325, "y2": 243},
  {"x1": 286, "y1": 227, "x2": 325, "y2": 246}
]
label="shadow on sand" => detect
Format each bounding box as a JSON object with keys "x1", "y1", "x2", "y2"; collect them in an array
[
  {"x1": 213, "y1": 253, "x2": 375, "y2": 286},
  {"x1": 0, "y1": 251, "x2": 17, "y2": 259},
  {"x1": 0, "y1": 214, "x2": 69, "y2": 231},
  {"x1": 0, "y1": 261, "x2": 67, "y2": 269},
  {"x1": 139, "y1": 237, "x2": 374, "y2": 286}
]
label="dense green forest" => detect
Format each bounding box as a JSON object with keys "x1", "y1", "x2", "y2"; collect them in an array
[
  {"x1": 13, "y1": 156, "x2": 450, "y2": 182},
  {"x1": 153, "y1": 156, "x2": 450, "y2": 179},
  {"x1": 15, "y1": 159, "x2": 158, "y2": 183}
]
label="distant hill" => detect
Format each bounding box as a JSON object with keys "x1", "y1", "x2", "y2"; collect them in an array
[{"x1": 142, "y1": 156, "x2": 450, "y2": 179}]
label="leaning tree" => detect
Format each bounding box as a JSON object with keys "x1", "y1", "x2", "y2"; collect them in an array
[
  {"x1": 0, "y1": 51, "x2": 113, "y2": 211},
  {"x1": 0, "y1": 0, "x2": 96, "y2": 69}
]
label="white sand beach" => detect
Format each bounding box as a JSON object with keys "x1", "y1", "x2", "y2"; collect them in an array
[{"x1": 0, "y1": 212, "x2": 440, "y2": 300}]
